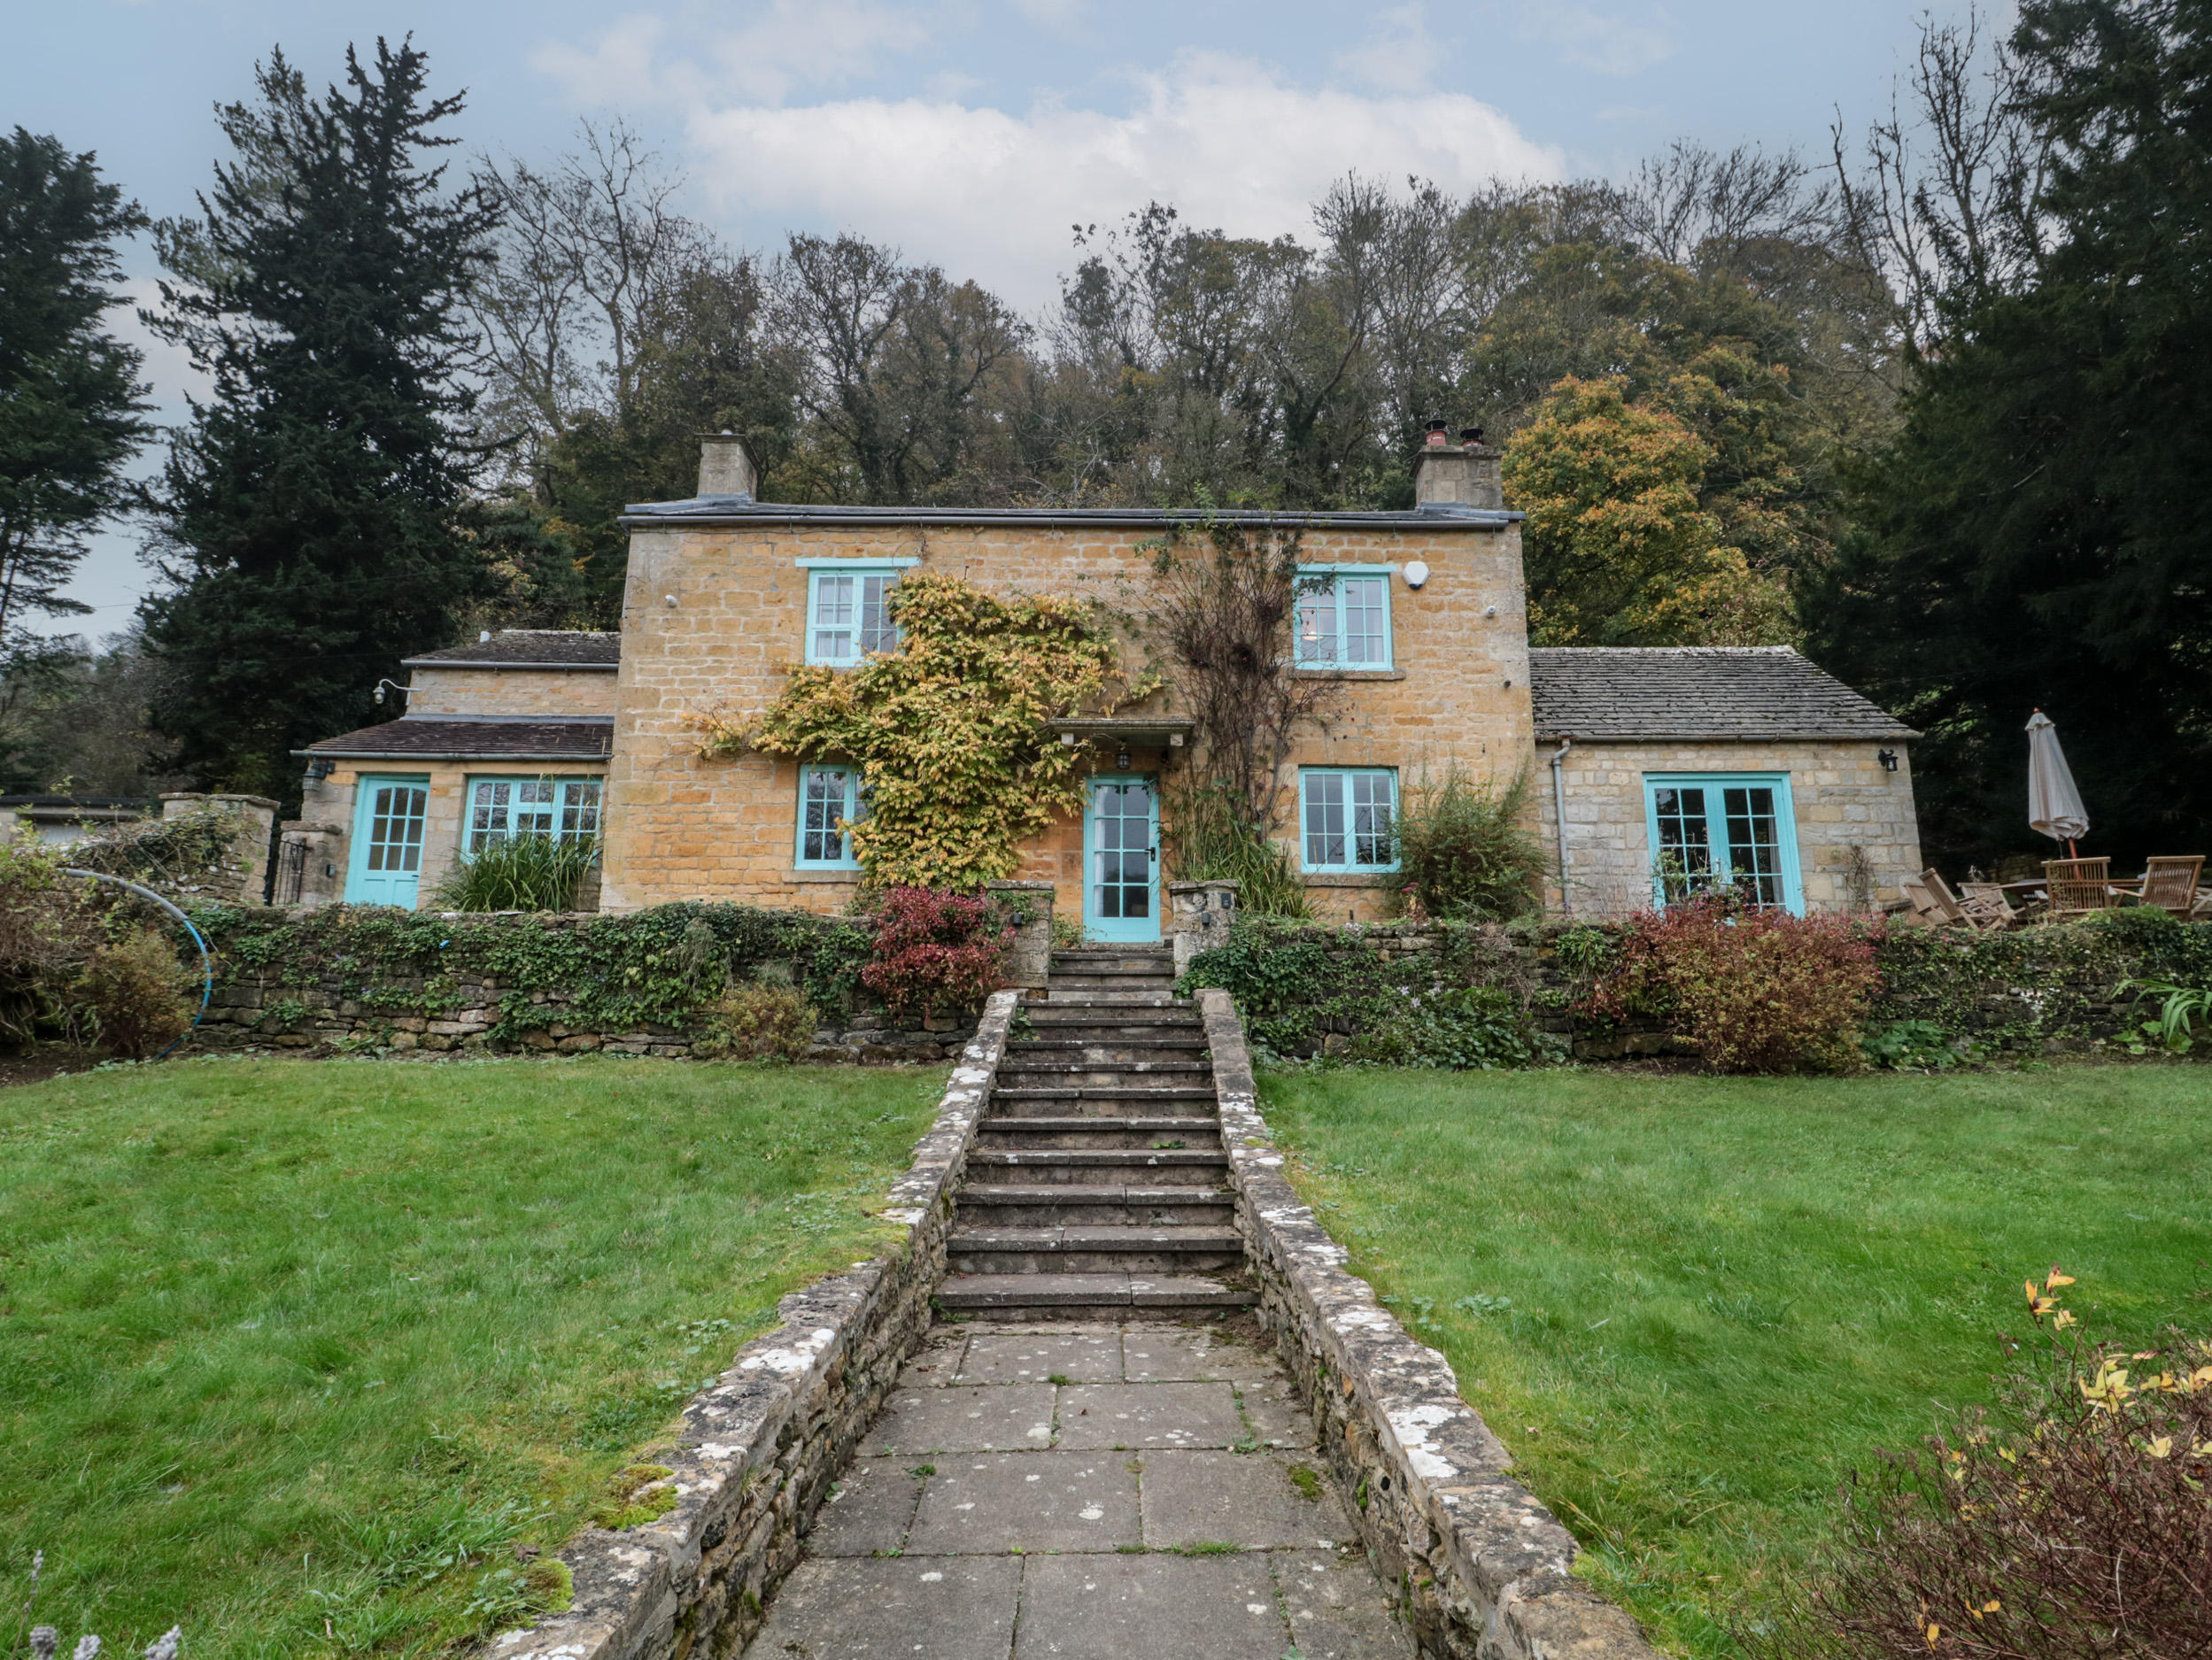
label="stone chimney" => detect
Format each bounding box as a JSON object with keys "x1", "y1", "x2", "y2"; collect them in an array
[
  {"x1": 696, "y1": 431, "x2": 757, "y2": 500},
  {"x1": 1412, "y1": 421, "x2": 1503, "y2": 511}
]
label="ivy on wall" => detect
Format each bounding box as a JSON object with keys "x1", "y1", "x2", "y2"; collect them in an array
[
  {"x1": 191, "y1": 902, "x2": 871, "y2": 1045},
  {"x1": 686, "y1": 574, "x2": 1148, "y2": 891},
  {"x1": 1178, "y1": 909, "x2": 2212, "y2": 1068}
]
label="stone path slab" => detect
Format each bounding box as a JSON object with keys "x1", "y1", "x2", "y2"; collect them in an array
[{"x1": 742, "y1": 1321, "x2": 1412, "y2": 1660}]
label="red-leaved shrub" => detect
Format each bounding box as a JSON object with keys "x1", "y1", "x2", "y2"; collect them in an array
[
  {"x1": 1775, "y1": 1270, "x2": 2212, "y2": 1660},
  {"x1": 1584, "y1": 893, "x2": 1879, "y2": 1072},
  {"x1": 860, "y1": 887, "x2": 1013, "y2": 1019}
]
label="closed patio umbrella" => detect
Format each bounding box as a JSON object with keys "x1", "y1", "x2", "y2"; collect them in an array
[{"x1": 2026, "y1": 710, "x2": 2090, "y2": 856}]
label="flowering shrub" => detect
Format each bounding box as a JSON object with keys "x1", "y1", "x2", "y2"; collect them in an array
[
  {"x1": 1782, "y1": 1269, "x2": 2212, "y2": 1659},
  {"x1": 1583, "y1": 893, "x2": 1879, "y2": 1072},
  {"x1": 859, "y1": 887, "x2": 1013, "y2": 1019}
]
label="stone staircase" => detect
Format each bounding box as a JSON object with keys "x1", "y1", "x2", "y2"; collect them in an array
[{"x1": 935, "y1": 946, "x2": 1256, "y2": 1320}]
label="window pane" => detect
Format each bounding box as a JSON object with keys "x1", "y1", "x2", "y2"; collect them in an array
[
  {"x1": 1350, "y1": 771, "x2": 1395, "y2": 867},
  {"x1": 1342, "y1": 577, "x2": 1388, "y2": 666},
  {"x1": 561, "y1": 782, "x2": 602, "y2": 839},
  {"x1": 1295, "y1": 588, "x2": 1334, "y2": 665},
  {"x1": 801, "y1": 768, "x2": 849, "y2": 863},
  {"x1": 814, "y1": 574, "x2": 855, "y2": 661},
  {"x1": 370, "y1": 785, "x2": 426, "y2": 873},
  {"x1": 1304, "y1": 773, "x2": 1346, "y2": 867},
  {"x1": 1723, "y1": 786, "x2": 1783, "y2": 907},
  {"x1": 1653, "y1": 785, "x2": 1713, "y2": 899},
  {"x1": 858, "y1": 575, "x2": 898, "y2": 655}
]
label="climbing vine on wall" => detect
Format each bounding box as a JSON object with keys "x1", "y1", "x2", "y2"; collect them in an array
[
  {"x1": 189, "y1": 902, "x2": 869, "y2": 1041},
  {"x1": 686, "y1": 573, "x2": 1144, "y2": 891}
]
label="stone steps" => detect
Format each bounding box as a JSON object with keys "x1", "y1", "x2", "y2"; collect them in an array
[
  {"x1": 965, "y1": 1147, "x2": 1229, "y2": 1185},
  {"x1": 938, "y1": 954, "x2": 1251, "y2": 1318},
  {"x1": 932, "y1": 1272, "x2": 1253, "y2": 1315},
  {"x1": 977, "y1": 1116, "x2": 1221, "y2": 1149},
  {"x1": 954, "y1": 1184, "x2": 1235, "y2": 1227}
]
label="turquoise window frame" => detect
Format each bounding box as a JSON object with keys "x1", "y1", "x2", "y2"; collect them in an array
[
  {"x1": 1295, "y1": 563, "x2": 1396, "y2": 669},
  {"x1": 798, "y1": 558, "x2": 917, "y2": 667},
  {"x1": 462, "y1": 775, "x2": 603, "y2": 856},
  {"x1": 1641, "y1": 771, "x2": 1804, "y2": 914},
  {"x1": 1299, "y1": 767, "x2": 1400, "y2": 873},
  {"x1": 795, "y1": 764, "x2": 866, "y2": 869}
]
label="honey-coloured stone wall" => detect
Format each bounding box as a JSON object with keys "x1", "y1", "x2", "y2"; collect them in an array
[
  {"x1": 406, "y1": 664, "x2": 619, "y2": 718},
  {"x1": 1532, "y1": 738, "x2": 1923, "y2": 917},
  {"x1": 599, "y1": 516, "x2": 1536, "y2": 923}
]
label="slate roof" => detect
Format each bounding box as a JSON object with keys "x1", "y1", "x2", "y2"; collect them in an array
[
  {"x1": 299, "y1": 717, "x2": 615, "y2": 761},
  {"x1": 622, "y1": 498, "x2": 1520, "y2": 531},
  {"x1": 404, "y1": 630, "x2": 620, "y2": 669},
  {"x1": 1528, "y1": 647, "x2": 1918, "y2": 742}
]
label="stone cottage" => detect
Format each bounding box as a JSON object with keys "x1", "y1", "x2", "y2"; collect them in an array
[{"x1": 291, "y1": 432, "x2": 1923, "y2": 926}]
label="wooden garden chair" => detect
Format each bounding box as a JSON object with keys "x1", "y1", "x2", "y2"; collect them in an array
[
  {"x1": 2042, "y1": 857, "x2": 2114, "y2": 920},
  {"x1": 1899, "y1": 876, "x2": 1950, "y2": 926},
  {"x1": 1957, "y1": 881, "x2": 2018, "y2": 930},
  {"x1": 1919, "y1": 869, "x2": 2007, "y2": 931},
  {"x1": 2116, "y1": 855, "x2": 2206, "y2": 919}
]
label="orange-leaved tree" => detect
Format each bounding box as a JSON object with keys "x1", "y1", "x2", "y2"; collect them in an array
[{"x1": 1504, "y1": 374, "x2": 1794, "y2": 646}]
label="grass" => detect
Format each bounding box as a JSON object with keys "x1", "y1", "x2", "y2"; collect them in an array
[
  {"x1": 0, "y1": 1054, "x2": 946, "y2": 1658},
  {"x1": 1257, "y1": 1062, "x2": 2212, "y2": 1659}
]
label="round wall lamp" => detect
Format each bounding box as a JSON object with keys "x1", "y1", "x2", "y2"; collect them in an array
[{"x1": 1403, "y1": 560, "x2": 1429, "y2": 590}]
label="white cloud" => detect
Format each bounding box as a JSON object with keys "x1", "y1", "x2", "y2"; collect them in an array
[
  {"x1": 681, "y1": 50, "x2": 1560, "y2": 307},
  {"x1": 1517, "y1": 6, "x2": 1676, "y2": 77}
]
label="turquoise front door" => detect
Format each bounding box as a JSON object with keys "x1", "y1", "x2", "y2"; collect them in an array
[
  {"x1": 1084, "y1": 776, "x2": 1160, "y2": 943},
  {"x1": 344, "y1": 776, "x2": 430, "y2": 907}
]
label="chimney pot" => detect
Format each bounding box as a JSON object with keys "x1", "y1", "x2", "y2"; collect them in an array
[
  {"x1": 1460, "y1": 426, "x2": 1484, "y2": 444},
  {"x1": 696, "y1": 432, "x2": 757, "y2": 500},
  {"x1": 1424, "y1": 416, "x2": 1450, "y2": 447}
]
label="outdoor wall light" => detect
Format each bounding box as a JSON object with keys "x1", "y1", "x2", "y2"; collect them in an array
[
  {"x1": 307, "y1": 759, "x2": 336, "y2": 782},
  {"x1": 371, "y1": 677, "x2": 409, "y2": 706},
  {"x1": 1878, "y1": 748, "x2": 1899, "y2": 772},
  {"x1": 1115, "y1": 745, "x2": 1132, "y2": 770}
]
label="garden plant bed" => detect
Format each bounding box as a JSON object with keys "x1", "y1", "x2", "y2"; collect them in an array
[
  {"x1": 0, "y1": 1055, "x2": 946, "y2": 1657},
  {"x1": 1258, "y1": 1063, "x2": 2212, "y2": 1659}
]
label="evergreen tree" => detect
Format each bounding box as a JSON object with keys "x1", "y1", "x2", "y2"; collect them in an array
[
  {"x1": 0, "y1": 128, "x2": 148, "y2": 668},
  {"x1": 143, "y1": 40, "x2": 498, "y2": 799},
  {"x1": 1813, "y1": 0, "x2": 2212, "y2": 865}
]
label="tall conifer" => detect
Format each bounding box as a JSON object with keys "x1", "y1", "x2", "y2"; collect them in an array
[{"x1": 143, "y1": 39, "x2": 498, "y2": 798}]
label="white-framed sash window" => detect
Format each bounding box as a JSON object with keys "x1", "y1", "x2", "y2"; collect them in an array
[
  {"x1": 466, "y1": 776, "x2": 602, "y2": 854},
  {"x1": 1295, "y1": 565, "x2": 1395, "y2": 668},
  {"x1": 1300, "y1": 768, "x2": 1399, "y2": 872},
  {"x1": 796, "y1": 764, "x2": 867, "y2": 869}
]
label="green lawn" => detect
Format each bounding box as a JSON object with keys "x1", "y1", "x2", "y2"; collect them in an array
[
  {"x1": 1258, "y1": 1063, "x2": 2212, "y2": 1659},
  {"x1": 0, "y1": 1055, "x2": 945, "y2": 1658}
]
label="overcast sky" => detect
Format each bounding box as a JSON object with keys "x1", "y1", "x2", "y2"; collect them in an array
[{"x1": 6, "y1": 0, "x2": 1986, "y2": 633}]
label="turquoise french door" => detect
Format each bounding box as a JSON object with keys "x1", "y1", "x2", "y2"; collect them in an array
[
  {"x1": 1084, "y1": 776, "x2": 1161, "y2": 943},
  {"x1": 344, "y1": 776, "x2": 430, "y2": 907}
]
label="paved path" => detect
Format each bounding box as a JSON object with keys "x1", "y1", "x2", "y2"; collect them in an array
[{"x1": 744, "y1": 1320, "x2": 1412, "y2": 1660}]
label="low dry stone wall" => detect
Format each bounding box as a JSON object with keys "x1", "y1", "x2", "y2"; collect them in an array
[
  {"x1": 1197, "y1": 915, "x2": 2212, "y2": 1061},
  {"x1": 190, "y1": 981, "x2": 976, "y2": 1064},
  {"x1": 485, "y1": 992, "x2": 1015, "y2": 1660},
  {"x1": 1200, "y1": 989, "x2": 1661, "y2": 1660}
]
